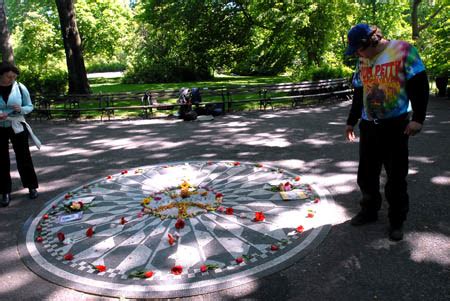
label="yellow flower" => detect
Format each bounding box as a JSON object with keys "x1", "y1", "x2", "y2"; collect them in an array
[
  {"x1": 180, "y1": 180, "x2": 191, "y2": 190},
  {"x1": 142, "y1": 197, "x2": 152, "y2": 205}
]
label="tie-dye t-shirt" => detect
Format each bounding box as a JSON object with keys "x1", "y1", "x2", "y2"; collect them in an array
[{"x1": 352, "y1": 40, "x2": 426, "y2": 120}]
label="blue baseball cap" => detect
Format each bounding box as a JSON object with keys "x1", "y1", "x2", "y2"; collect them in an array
[{"x1": 345, "y1": 23, "x2": 372, "y2": 55}]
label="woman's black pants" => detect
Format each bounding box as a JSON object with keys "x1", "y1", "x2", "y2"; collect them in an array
[
  {"x1": 357, "y1": 118, "x2": 410, "y2": 227},
  {"x1": 0, "y1": 126, "x2": 38, "y2": 194}
]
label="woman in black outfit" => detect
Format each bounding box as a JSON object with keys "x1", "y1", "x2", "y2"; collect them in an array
[{"x1": 0, "y1": 62, "x2": 39, "y2": 207}]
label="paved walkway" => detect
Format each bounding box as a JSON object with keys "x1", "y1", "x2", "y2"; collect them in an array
[{"x1": 0, "y1": 96, "x2": 449, "y2": 300}]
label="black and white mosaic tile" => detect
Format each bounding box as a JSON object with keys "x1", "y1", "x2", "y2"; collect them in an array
[{"x1": 19, "y1": 161, "x2": 335, "y2": 298}]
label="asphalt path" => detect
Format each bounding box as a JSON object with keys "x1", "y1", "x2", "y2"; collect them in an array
[{"x1": 0, "y1": 96, "x2": 449, "y2": 301}]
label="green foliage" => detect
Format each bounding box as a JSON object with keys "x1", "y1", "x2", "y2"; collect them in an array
[
  {"x1": 86, "y1": 58, "x2": 126, "y2": 73},
  {"x1": 292, "y1": 65, "x2": 352, "y2": 82},
  {"x1": 11, "y1": 10, "x2": 67, "y2": 94},
  {"x1": 19, "y1": 67, "x2": 67, "y2": 95},
  {"x1": 75, "y1": 0, "x2": 135, "y2": 60}
]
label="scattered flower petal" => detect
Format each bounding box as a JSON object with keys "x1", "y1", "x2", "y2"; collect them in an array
[
  {"x1": 254, "y1": 211, "x2": 265, "y2": 222},
  {"x1": 226, "y1": 207, "x2": 234, "y2": 215},
  {"x1": 235, "y1": 257, "x2": 244, "y2": 264},
  {"x1": 144, "y1": 271, "x2": 154, "y2": 278},
  {"x1": 64, "y1": 253, "x2": 74, "y2": 261},
  {"x1": 86, "y1": 226, "x2": 95, "y2": 237},
  {"x1": 271, "y1": 244, "x2": 279, "y2": 251},
  {"x1": 95, "y1": 265, "x2": 107, "y2": 272},
  {"x1": 57, "y1": 232, "x2": 65, "y2": 242},
  {"x1": 171, "y1": 265, "x2": 183, "y2": 275},
  {"x1": 200, "y1": 265, "x2": 208, "y2": 273},
  {"x1": 36, "y1": 236, "x2": 43, "y2": 242},
  {"x1": 175, "y1": 219, "x2": 185, "y2": 229},
  {"x1": 296, "y1": 225, "x2": 304, "y2": 233},
  {"x1": 120, "y1": 217, "x2": 127, "y2": 225},
  {"x1": 168, "y1": 233, "x2": 176, "y2": 246}
]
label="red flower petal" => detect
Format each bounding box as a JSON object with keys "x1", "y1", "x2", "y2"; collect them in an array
[
  {"x1": 120, "y1": 217, "x2": 127, "y2": 225},
  {"x1": 121, "y1": 170, "x2": 128, "y2": 175},
  {"x1": 271, "y1": 244, "x2": 279, "y2": 251},
  {"x1": 200, "y1": 265, "x2": 208, "y2": 273},
  {"x1": 171, "y1": 265, "x2": 183, "y2": 275},
  {"x1": 144, "y1": 271, "x2": 154, "y2": 278},
  {"x1": 86, "y1": 226, "x2": 95, "y2": 237},
  {"x1": 235, "y1": 257, "x2": 244, "y2": 264},
  {"x1": 307, "y1": 213, "x2": 314, "y2": 218},
  {"x1": 296, "y1": 225, "x2": 304, "y2": 233},
  {"x1": 36, "y1": 236, "x2": 43, "y2": 242},
  {"x1": 96, "y1": 265, "x2": 107, "y2": 272},
  {"x1": 64, "y1": 194, "x2": 71, "y2": 200},
  {"x1": 314, "y1": 198, "x2": 320, "y2": 203},
  {"x1": 226, "y1": 207, "x2": 234, "y2": 215},
  {"x1": 43, "y1": 214, "x2": 49, "y2": 220},
  {"x1": 254, "y1": 211, "x2": 265, "y2": 222},
  {"x1": 295, "y1": 176, "x2": 301, "y2": 181},
  {"x1": 175, "y1": 219, "x2": 185, "y2": 229},
  {"x1": 233, "y1": 161, "x2": 241, "y2": 166},
  {"x1": 168, "y1": 233, "x2": 176, "y2": 246},
  {"x1": 57, "y1": 232, "x2": 65, "y2": 242},
  {"x1": 36, "y1": 225, "x2": 42, "y2": 232},
  {"x1": 64, "y1": 253, "x2": 74, "y2": 261}
]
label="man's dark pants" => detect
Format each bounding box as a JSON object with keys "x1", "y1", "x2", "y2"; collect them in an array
[
  {"x1": 357, "y1": 117, "x2": 410, "y2": 227},
  {"x1": 0, "y1": 126, "x2": 38, "y2": 194}
]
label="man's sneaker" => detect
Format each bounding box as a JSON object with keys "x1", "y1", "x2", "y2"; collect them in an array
[
  {"x1": 350, "y1": 211, "x2": 378, "y2": 226},
  {"x1": 29, "y1": 188, "x2": 39, "y2": 199},
  {"x1": 389, "y1": 225, "x2": 404, "y2": 241}
]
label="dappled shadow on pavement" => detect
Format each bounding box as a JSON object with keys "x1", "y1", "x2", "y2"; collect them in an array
[{"x1": 0, "y1": 97, "x2": 449, "y2": 300}]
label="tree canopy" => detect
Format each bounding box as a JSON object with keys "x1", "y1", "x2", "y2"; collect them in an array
[{"x1": 0, "y1": 0, "x2": 448, "y2": 93}]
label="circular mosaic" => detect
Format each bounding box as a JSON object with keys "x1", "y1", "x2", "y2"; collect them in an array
[{"x1": 19, "y1": 161, "x2": 335, "y2": 298}]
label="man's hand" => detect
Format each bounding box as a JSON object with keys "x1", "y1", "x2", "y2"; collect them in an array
[
  {"x1": 345, "y1": 125, "x2": 356, "y2": 141},
  {"x1": 404, "y1": 121, "x2": 423, "y2": 136}
]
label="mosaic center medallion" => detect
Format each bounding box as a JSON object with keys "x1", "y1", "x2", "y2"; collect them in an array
[{"x1": 19, "y1": 161, "x2": 335, "y2": 298}]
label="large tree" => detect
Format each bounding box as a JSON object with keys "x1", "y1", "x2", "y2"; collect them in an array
[
  {"x1": 55, "y1": 0, "x2": 90, "y2": 94},
  {"x1": 0, "y1": 0, "x2": 14, "y2": 63}
]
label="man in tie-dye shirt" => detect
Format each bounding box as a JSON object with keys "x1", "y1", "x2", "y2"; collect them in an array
[{"x1": 344, "y1": 24, "x2": 429, "y2": 241}]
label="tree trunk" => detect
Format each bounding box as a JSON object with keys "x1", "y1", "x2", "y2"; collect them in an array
[
  {"x1": 411, "y1": 0, "x2": 421, "y2": 40},
  {"x1": 55, "y1": 0, "x2": 91, "y2": 94},
  {"x1": 0, "y1": 0, "x2": 14, "y2": 64}
]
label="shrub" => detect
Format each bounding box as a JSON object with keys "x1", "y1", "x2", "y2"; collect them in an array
[
  {"x1": 19, "y1": 67, "x2": 68, "y2": 95},
  {"x1": 292, "y1": 65, "x2": 353, "y2": 82}
]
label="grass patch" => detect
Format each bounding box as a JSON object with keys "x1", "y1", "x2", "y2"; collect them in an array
[{"x1": 90, "y1": 75, "x2": 292, "y2": 94}]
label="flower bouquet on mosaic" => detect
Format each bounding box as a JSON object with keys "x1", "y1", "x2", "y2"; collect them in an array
[{"x1": 140, "y1": 180, "x2": 223, "y2": 219}]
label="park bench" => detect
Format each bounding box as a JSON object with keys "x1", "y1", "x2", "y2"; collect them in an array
[
  {"x1": 32, "y1": 93, "x2": 107, "y2": 120},
  {"x1": 224, "y1": 78, "x2": 352, "y2": 112},
  {"x1": 31, "y1": 78, "x2": 351, "y2": 120}
]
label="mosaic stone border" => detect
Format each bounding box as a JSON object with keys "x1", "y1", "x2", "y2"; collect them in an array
[{"x1": 18, "y1": 161, "x2": 334, "y2": 298}]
